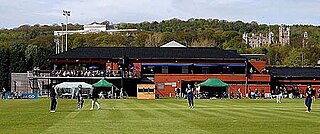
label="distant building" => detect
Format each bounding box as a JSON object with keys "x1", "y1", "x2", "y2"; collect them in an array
[
  {"x1": 54, "y1": 22, "x2": 139, "y2": 54},
  {"x1": 54, "y1": 23, "x2": 138, "y2": 36},
  {"x1": 243, "y1": 32, "x2": 274, "y2": 48},
  {"x1": 279, "y1": 24, "x2": 290, "y2": 46},
  {"x1": 83, "y1": 23, "x2": 107, "y2": 32},
  {"x1": 243, "y1": 24, "x2": 291, "y2": 47}
]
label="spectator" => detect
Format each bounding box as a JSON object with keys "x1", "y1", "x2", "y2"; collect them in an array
[
  {"x1": 175, "y1": 88, "x2": 180, "y2": 98},
  {"x1": 237, "y1": 88, "x2": 242, "y2": 99},
  {"x1": 194, "y1": 83, "x2": 200, "y2": 99},
  {"x1": 2, "y1": 88, "x2": 5, "y2": 99},
  {"x1": 99, "y1": 91, "x2": 105, "y2": 99},
  {"x1": 318, "y1": 88, "x2": 320, "y2": 99},
  {"x1": 283, "y1": 87, "x2": 288, "y2": 98},
  {"x1": 311, "y1": 88, "x2": 316, "y2": 102},
  {"x1": 254, "y1": 89, "x2": 259, "y2": 99},
  {"x1": 230, "y1": 91, "x2": 234, "y2": 99},
  {"x1": 250, "y1": 90, "x2": 255, "y2": 99},
  {"x1": 261, "y1": 89, "x2": 265, "y2": 99}
]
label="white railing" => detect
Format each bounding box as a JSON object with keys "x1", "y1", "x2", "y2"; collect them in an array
[{"x1": 27, "y1": 70, "x2": 141, "y2": 78}]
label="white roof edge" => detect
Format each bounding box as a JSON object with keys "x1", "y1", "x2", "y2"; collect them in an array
[{"x1": 160, "y1": 41, "x2": 186, "y2": 48}]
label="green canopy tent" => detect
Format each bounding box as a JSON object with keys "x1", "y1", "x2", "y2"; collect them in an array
[
  {"x1": 93, "y1": 78, "x2": 113, "y2": 88},
  {"x1": 199, "y1": 78, "x2": 228, "y2": 87},
  {"x1": 199, "y1": 78, "x2": 229, "y2": 98},
  {"x1": 93, "y1": 78, "x2": 114, "y2": 98}
]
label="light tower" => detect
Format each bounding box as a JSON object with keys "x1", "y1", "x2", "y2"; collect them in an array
[
  {"x1": 54, "y1": 38, "x2": 60, "y2": 54},
  {"x1": 63, "y1": 10, "x2": 71, "y2": 51},
  {"x1": 61, "y1": 23, "x2": 64, "y2": 52}
]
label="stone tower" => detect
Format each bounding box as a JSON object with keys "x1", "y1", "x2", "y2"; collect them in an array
[
  {"x1": 303, "y1": 31, "x2": 308, "y2": 47},
  {"x1": 279, "y1": 24, "x2": 290, "y2": 46},
  {"x1": 268, "y1": 31, "x2": 274, "y2": 45}
]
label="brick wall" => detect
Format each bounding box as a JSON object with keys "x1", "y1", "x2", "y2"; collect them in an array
[{"x1": 154, "y1": 74, "x2": 270, "y2": 97}]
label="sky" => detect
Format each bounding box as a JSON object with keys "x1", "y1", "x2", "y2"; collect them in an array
[{"x1": 1, "y1": 0, "x2": 320, "y2": 29}]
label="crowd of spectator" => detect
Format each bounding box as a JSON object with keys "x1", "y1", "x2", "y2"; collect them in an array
[
  {"x1": 51, "y1": 70, "x2": 117, "y2": 77},
  {"x1": 247, "y1": 88, "x2": 265, "y2": 99},
  {"x1": 50, "y1": 69, "x2": 139, "y2": 78},
  {"x1": 1, "y1": 89, "x2": 25, "y2": 99}
]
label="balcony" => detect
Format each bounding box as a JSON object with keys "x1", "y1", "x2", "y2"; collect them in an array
[{"x1": 27, "y1": 69, "x2": 141, "y2": 79}]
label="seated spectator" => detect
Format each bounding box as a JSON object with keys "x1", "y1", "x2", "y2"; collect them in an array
[
  {"x1": 250, "y1": 91, "x2": 255, "y2": 99},
  {"x1": 254, "y1": 89, "x2": 260, "y2": 99},
  {"x1": 230, "y1": 91, "x2": 234, "y2": 99},
  {"x1": 261, "y1": 89, "x2": 265, "y2": 99}
]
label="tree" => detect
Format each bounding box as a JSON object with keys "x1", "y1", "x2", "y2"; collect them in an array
[
  {"x1": 284, "y1": 47, "x2": 302, "y2": 67},
  {"x1": 222, "y1": 36, "x2": 249, "y2": 53},
  {"x1": 0, "y1": 47, "x2": 10, "y2": 89}
]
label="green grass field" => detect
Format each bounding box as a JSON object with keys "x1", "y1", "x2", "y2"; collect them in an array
[{"x1": 0, "y1": 98, "x2": 319, "y2": 134}]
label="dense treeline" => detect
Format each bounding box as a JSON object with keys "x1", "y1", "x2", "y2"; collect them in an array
[{"x1": 1, "y1": 18, "x2": 320, "y2": 90}]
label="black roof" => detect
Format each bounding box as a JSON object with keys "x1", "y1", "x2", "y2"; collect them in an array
[
  {"x1": 50, "y1": 47, "x2": 246, "y2": 60},
  {"x1": 267, "y1": 67, "x2": 320, "y2": 78}
]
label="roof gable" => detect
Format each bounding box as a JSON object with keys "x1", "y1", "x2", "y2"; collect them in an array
[{"x1": 160, "y1": 41, "x2": 186, "y2": 48}]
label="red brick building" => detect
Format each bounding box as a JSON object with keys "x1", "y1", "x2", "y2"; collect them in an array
[
  {"x1": 267, "y1": 67, "x2": 320, "y2": 97},
  {"x1": 49, "y1": 47, "x2": 270, "y2": 97}
]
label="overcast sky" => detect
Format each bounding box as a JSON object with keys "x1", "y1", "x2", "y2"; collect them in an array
[{"x1": 1, "y1": 0, "x2": 320, "y2": 29}]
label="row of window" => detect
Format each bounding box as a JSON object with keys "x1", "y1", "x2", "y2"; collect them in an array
[{"x1": 142, "y1": 66, "x2": 245, "y2": 74}]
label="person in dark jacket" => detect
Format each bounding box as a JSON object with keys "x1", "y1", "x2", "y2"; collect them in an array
[
  {"x1": 185, "y1": 84, "x2": 194, "y2": 109},
  {"x1": 77, "y1": 85, "x2": 85, "y2": 110},
  {"x1": 90, "y1": 88, "x2": 101, "y2": 110},
  {"x1": 2, "y1": 88, "x2": 5, "y2": 99},
  {"x1": 50, "y1": 85, "x2": 58, "y2": 113},
  {"x1": 305, "y1": 85, "x2": 313, "y2": 113}
]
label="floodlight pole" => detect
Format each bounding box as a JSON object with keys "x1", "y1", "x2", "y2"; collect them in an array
[
  {"x1": 61, "y1": 23, "x2": 64, "y2": 53},
  {"x1": 63, "y1": 10, "x2": 70, "y2": 51},
  {"x1": 54, "y1": 38, "x2": 60, "y2": 54},
  {"x1": 245, "y1": 60, "x2": 248, "y2": 97}
]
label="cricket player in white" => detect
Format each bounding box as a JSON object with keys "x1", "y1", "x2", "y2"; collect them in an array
[{"x1": 276, "y1": 86, "x2": 283, "y2": 103}]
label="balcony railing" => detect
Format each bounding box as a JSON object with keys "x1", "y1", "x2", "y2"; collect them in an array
[{"x1": 27, "y1": 69, "x2": 141, "y2": 79}]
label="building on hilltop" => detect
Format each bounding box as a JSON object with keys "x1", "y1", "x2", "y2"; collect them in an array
[
  {"x1": 279, "y1": 24, "x2": 290, "y2": 46},
  {"x1": 242, "y1": 32, "x2": 274, "y2": 48},
  {"x1": 54, "y1": 23, "x2": 138, "y2": 36},
  {"x1": 243, "y1": 24, "x2": 291, "y2": 47}
]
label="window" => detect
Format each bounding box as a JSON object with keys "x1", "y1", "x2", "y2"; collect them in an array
[
  {"x1": 182, "y1": 66, "x2": 188, "y2": 74},
  {"x1": 158, "y1": 83, "x2": 164, "y2": 90},
  {"x1": 148, "y1": 89, "x2": 154, "y2": 92},
  {"x1": 162, "y1": 66, "x2": 168, "y2": 74},
  {"x1": 202, "y1": 67, "x2": 209, "y2": 74}
]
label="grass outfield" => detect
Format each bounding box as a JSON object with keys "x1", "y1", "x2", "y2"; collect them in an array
[{"x1": 0, "y1": 98, "x2": 319, "y2": 134}]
